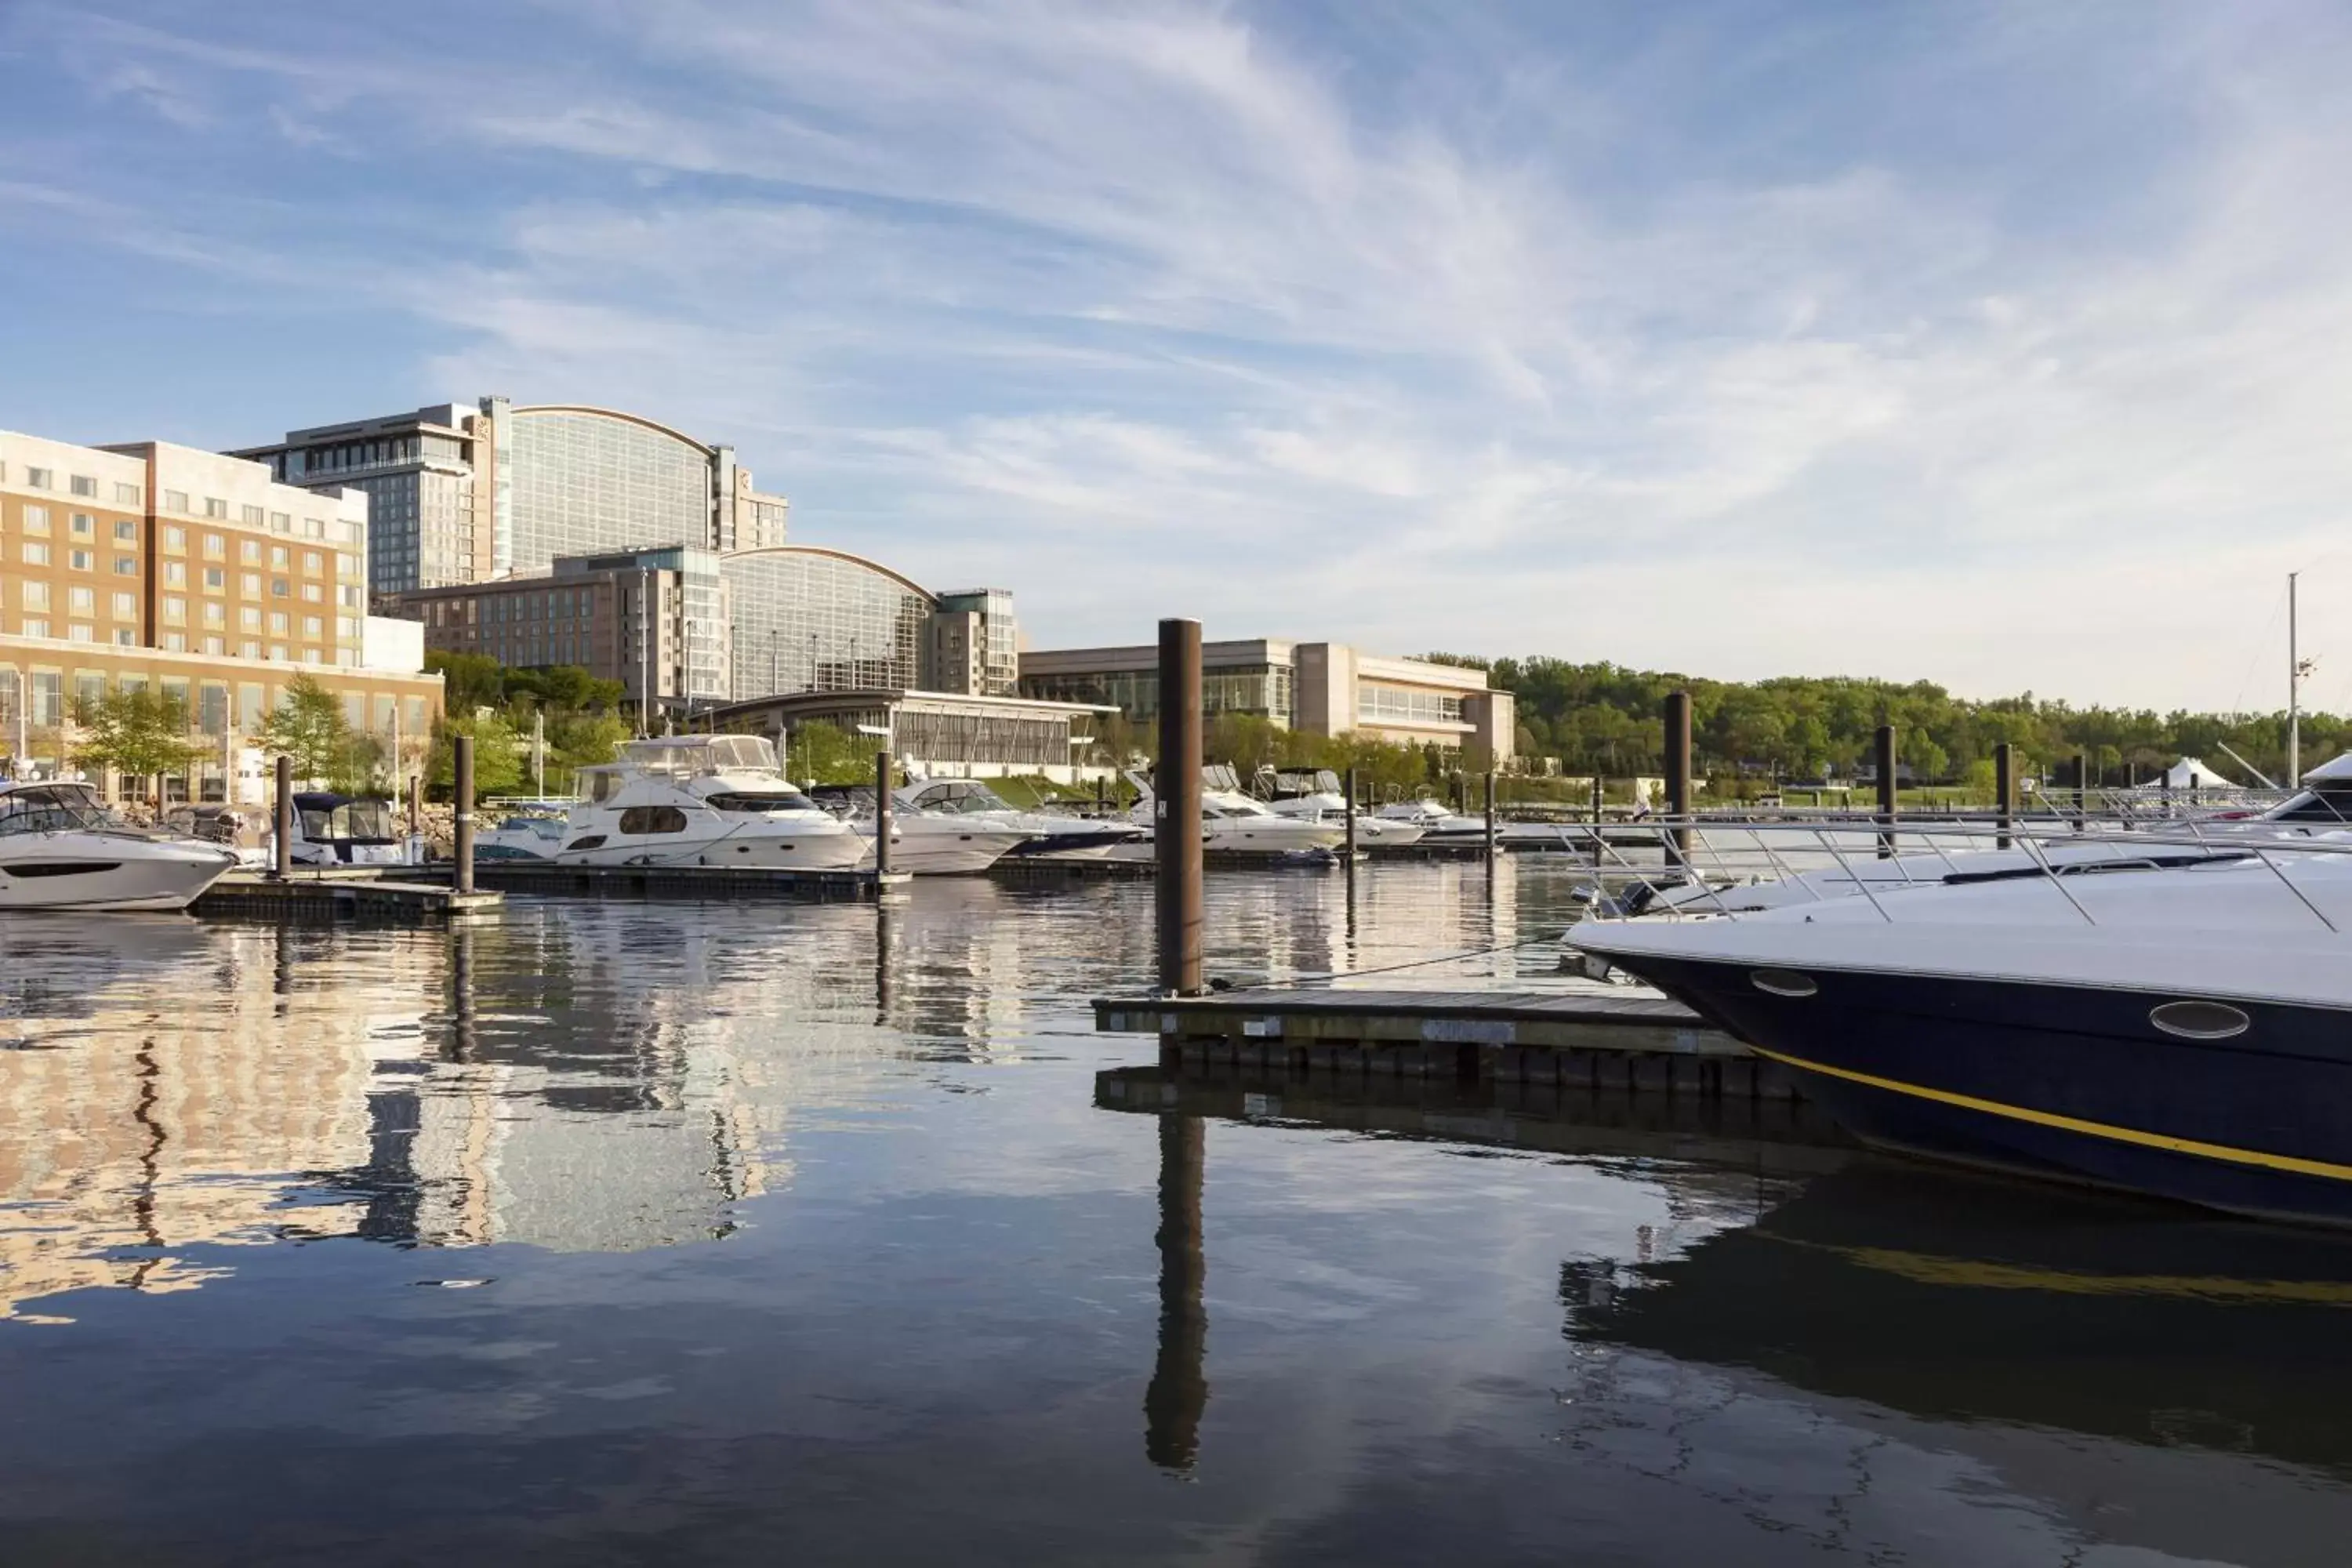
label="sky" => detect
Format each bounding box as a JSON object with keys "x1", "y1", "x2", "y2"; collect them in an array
[{"x1": 3, "y1": 0, "x2": 2351, "y2": 713}]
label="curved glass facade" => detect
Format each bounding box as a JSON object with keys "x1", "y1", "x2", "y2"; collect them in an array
[
  {"x1": 509, "y1": 410, "x2": 713, "y2": 573},
  {"x1": 722, "y1": 549, "x2": 935, "y2": 700}
]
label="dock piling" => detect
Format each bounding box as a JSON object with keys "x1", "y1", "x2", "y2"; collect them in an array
[
  {"x1": 2074, "y1": 750, "x2": 2089, "y2": 833},
  {"x1": 1994, "y1": 741, "x2": 2015, "y2": 849},
  {"x1": 272, "y1": 754, "x2": 292, "y2": 880},
  {"x1": 454, "y1": 735, "x2": 475, "y2": 895},
  {"x1": 1483, "y1": 769, "x2": 1497, "y2": 860},
  {"x1": 1875, "y1": 724, "x2": 1897, "y2": 859},
  {"x1": 1156, "y1": 618, "x2": 1204, "y2": 997},
  {"x1": 875, "y1": 750, "x2": 894, "y2": 877},
  {"x1": 1664, "y1": 691, "x2": 1693, "y2": 869}
]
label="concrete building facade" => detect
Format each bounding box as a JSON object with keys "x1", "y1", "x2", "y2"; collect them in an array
[
  {"x1": 1019, "y1": 637, "x2": 1515, "y2": 764},
  {"x1": 0, "y1": 428, "x2": 444, "y2": 796},
  {"x1": 712, "y1": 688, "x2": 1113, "y2": 782}
]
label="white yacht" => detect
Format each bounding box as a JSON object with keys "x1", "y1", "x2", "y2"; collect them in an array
[
  {"x1": 897, "y1": 779, "x2": 1149, "y2": 860},
  {"x1": 1252, "y1": 768, "x2": 1426, "y2": 845},
  {"x1": 807, "y1": 783, "x2": 1040, "y2": 874},
  {"x1": 1376, "y1": 797, "x2": 1490, "y2": 840},
  {"x1": 557, "y1": 736, "x2": 868, "y2": 869},
  {"x1": 0, "y1": 781, "x2": 239, "y2": 911},
  {"x1": 1125, "y1": 768, "x2": 1348, "y2": 858},
  {"x1": 285, "y1": 793, "x2": 412, "y2": 867}
]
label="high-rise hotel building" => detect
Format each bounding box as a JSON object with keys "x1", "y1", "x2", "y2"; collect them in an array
[
  {"x1": 231, "y1": 400, "x2": 791, "y2": 597},
  {"x1": 0, "y1": 428, "x2": 445, "y2": 795}
]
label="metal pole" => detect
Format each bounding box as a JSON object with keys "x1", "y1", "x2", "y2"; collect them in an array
[
  {"x1": 1875, "y1": 724, "x2": 1897, "y2": 859},
  {"x1": 1156, "y1": 618, "x2": 1203, "y2": 997},
  {"x1": 874, "y1": 749, "x2": 893, "y2": 878},
  {"x1": 2073, "y1": 750, "x2": 2088, "y2": 833},
  {"x1": 1994, "y1": 742, "x2": 2015, "y2": 850},
  {"x1": 453, "y1": 734, "x2": 475, "y2": 895},
  {"x1": 273, "y1": 753, "x2": 292, "y2": 880},
  {"x1": 2290, "y1": 570, "x2": 2302, "y2": 789},
  {"x1": 532, "y1": 710, "x2": 546, "y2": 798},
  {"x1": 1664, "y1": 690, "x2": 1693, "y2": 869}
]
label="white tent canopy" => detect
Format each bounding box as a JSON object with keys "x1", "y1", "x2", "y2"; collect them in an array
[{"x1": 2157, "y1": 756, "x2": 2233, "y2": 789}]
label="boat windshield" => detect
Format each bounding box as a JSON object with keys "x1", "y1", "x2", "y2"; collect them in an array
[
  {"x1": 705, "y1": 789, "x2": 817, "y2": 815},
  {"x1": 0, "y1": 783, "x2": 112, "y2": 836},
  {"x1": 908, "y1": 782, "x2": 1013, "y2": 815},
  {"x1": 622, "y1": 736, "x2": 781, "y2": 777},
  {"x1": 299, "y1": 800, "x2": 397, "y2": 842},
  {"x1": 2263, "y1": 788, "x2": 2352, "y2": 824}
]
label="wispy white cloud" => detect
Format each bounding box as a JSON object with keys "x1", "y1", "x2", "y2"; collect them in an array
[{"x1": 9, "y1": 1, "x2": 2352, "y2": 708}]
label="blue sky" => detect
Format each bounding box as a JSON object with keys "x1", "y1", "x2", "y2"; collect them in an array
[{"x1": 5, "y1": 1, "x2": 2351, "y2": 710}]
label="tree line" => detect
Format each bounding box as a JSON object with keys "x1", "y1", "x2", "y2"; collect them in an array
[{"x1": 1421, "y1": 655, "x2": 2337, "y2": 789}]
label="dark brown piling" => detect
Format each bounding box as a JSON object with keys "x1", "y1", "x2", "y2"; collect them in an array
[
  {"x1": 1875, "y1": 724, "x2": 1898, "y2": 859},
  {"x1": 273, "y1": 753, "x2": 292, "y2": 880},
  {"x1": 1994, "y1": 741, "x2": 2015, "y2": 850},
  {"x1": 874, "y1": 750, "x2": 894, "y2": 877},
  {"x1": 1664, "y1": 691, "x2": 1693, "y2": 869},
  {"x1": 1156, "y1": 618, "x2": 1203, "y2": 996},
  {"x1": 453, "y1": 734, "x2": 475, "y2": 896}
]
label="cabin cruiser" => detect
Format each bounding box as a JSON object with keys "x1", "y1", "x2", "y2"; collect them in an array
[
  {"x1": 1375, "y1": 797, "x2": 1490, "y2": 840},
  {"x1": 285, "y1": 793, "x2": 412, "y2": 866},
  {"x1": 895, "y1": 778, "x2": 1148, "y2": 860},
  {"x1": 807, "y1": 783, "x2": 1039, "y2": 874},
  {"x1": 1571, "y1": 844, "x2": 2352, "y2": 1225},
  {"x1": 0, "y1": 781, "x2": 238, "y2": 911},
  {"x1": 477, "y1": 811, "x2": 571, "y2": 860},
  {"x1": 557, "y1": 736, "x2": 867, "y2": 869},
  {"x1": 1251, "y1": 768, "x2": 1425, "y2": 845},
  {"x1": 1125, "y1": 768, "x2": 1347, "y2": 857}
]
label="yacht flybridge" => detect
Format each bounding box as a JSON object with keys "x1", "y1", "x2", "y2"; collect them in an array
[
  {"x1": 0, "y1": 782, "x2": 238, "y2": 911},
  {"x1": 556, "y1": 736, "x2": 867, "y2": 869}
]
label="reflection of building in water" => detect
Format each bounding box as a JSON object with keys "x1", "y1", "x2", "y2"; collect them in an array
[{"x1": 0, "y1": 910, "x2": 895, "y2": 1319}]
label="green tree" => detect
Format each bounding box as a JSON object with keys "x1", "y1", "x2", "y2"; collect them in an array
[
  {"x1": 428, "y1": 710, "x2": 525, "y2": 797},
  {"x1": 258, "y1": 673, "x2": 354, "y2": 785},
  {"x1": 71, "y1": 688, "x2": 209, "y2": 791},
  {"x1": 425, "y1": 649, "x2": 506, "y2": 712}
]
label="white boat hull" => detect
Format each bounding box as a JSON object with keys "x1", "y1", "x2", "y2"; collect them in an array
[
  {"x1": 0, "y1": 832, "x2": 237, "y2": 912},
  {"x1": 557, "y1": 829, "x2": 869, "y2": 870},
  {"x1": 867, "y1": 826, "x2": 1036, "y2": 875}
]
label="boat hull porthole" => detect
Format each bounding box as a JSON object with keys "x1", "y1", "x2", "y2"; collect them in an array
[
  {"x1": 2149, "y1": 1000, "x2": 2251, "y2": 1040},
  {"x1": 1750, "y1": 969, "x2": 1818, "y2": 998}
]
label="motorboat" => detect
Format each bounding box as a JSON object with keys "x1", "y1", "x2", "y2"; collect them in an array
[
  {"x1": 0, "y1": 781, "x2": 238, "y2": 911},
  {"x1": 1251, "y1": 768, "x2": 1425, "y2": 846},
  {"x1": 1375, "y1": 797, "x2": 1490, "y2": 840},
  {"x1": 1570, "y1": 842, "x2": 2352, "y2": 1225},
  {"x1": 285, "y1": 793, "x2": 412, "y2": 867},
  {"x1": 557, "y1": 736, "x2": 868, "y2": 869},
  {"x1": 477, "y1": 811, "x2": 571, "y2": 860},
  {"x1": 1124, "y1": 768, "x2": 1347, "y2": 858},
  {"x1": 806, "y1": 783, "x2": 1038, "y2": 874},
  {"x1": 895, "y1": 778, "x2": 1148, "y2": 860}
]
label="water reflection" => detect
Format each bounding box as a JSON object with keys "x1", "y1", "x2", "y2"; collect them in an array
[{"x1": 1143, "y1": 1115, "x2": 1208, "y2": 1471}]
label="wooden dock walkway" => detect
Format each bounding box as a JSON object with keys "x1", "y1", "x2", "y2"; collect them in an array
[
  {"x1": 194, "y1": 871, "x2": 503, "y2": 924},
  {"x1": 1095, "y1": 985, "x2": 1786, "y2": 1098}
]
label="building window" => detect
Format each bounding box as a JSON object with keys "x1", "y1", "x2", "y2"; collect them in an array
[
  {"x1": 114, "y1": 481, "x2": 141, "y2": 506},
  {"x1": 20, "y1": 619, "x2": 49, "y2": 639},
  {"x1": 303, "y1": 648, "x2": 322, "y2": 666},
  {"x1": 270, "y1": 612, "x2": 289, "y2": 634},
  {"x1": 67, "y1": 587, "x2": 93, "y2": 615},
  {"x1": 22, "y1": 582, "x2": 49, "y2": 611},
  {"x1": 114, "y1": 520, "x2": 136, "y2": 542},
  {"x1": 303, "y1": 550, "x2": 322, "y2": 575},
  {"x1": 113, "y1": 555, "x2": 137, "y2": 575},
  {"x1": 203, "y1": 603, "x2": 226, "y2": 628},
  {"x1": 302, "y1": 583, "x2": 323, "y2": 604},
  {"x1": 164, "y1": 525, "x2": 186, "y2": 552},
  {"x1": 69, "y1": 513, "x2": 93, "y2": 538},
  {"x1": 203, "y1": 534, "x2": 226, "y2": 560},
  {"x1": 202, "y1": 637, "x2": 225, "y2": 656},
  {"x1": 240, "y1": 640, "x2": 260, "y2": 660},
  {"x1": 24, "y1": 467, "x2": 51, "y2": 489},
  {"x1": 163, "y1": 596, "x2": 187, "y2": 623},
  {"x1": 164, "y1": 489, "x2": 189, "y2": 513},
  {"x1": 22, "y1": 506, "x2": 48, "y2": 535},
  {"x1": 69, "y1": 475, "x2": 96, "y2": 498},
  {"x1": 114, "y1": 629, "x2": 136, "y2": 647},
  {"x1": 241, "y1": 572, "x2": 260, "y2": 596},
  {"x1": 68, "y1": 623, "x2": 94, "y2": 644},
  {"x1": 240, "y1": 607, "x2": 260, "y2": 630},
  {"x1": 111, "y1": 592, "x2": 135, "y2": 619},
  {"x1": 204, "y1": 567, "x2": 225, "y2": 590},
  {"x1": 272, "y1": 579, "x2": 289, "y2": 598},
  {"x1": 303, "y1": 615, "x2": 323, "y2": 639},
  {"x1": 204, "y1": 498, "x2": 227, "y2": 518},
  {"x1": 162, "y1": 632, "x2": 187, "y2": 652},
  {"x1": 164, "y1": 561, "x2": 187, "y2": 587},
  {"x1": 270, "y1": 511, "x2": 290, "y2": 532},
  {"x1": 21, "y1": 542, "x2": 49, "y2": 566},
  {"x1": 270, "y1": 546, "x2": 289, "y2": 568},
  {"x1": 67, "y1": 550, "x2": 92, "y2": 572},
  {"x1": 270, "y1": 644, "x2": 289, "y2": 661},
  {"x1": 241, "y1": 504, "x2": 265, "y2": 526}
]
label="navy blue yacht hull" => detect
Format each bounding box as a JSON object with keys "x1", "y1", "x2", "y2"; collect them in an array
[{"x1": 1606, "y1": 952, "x2": 2352, "y2": 1225}]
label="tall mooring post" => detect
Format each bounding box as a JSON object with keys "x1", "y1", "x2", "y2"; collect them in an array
[
  {"x1": 406, "y1": 775, "x2": 423, "y2": 838},
  {"x1": 2073, "y1": 750, "x2": 2089, "y2": 833},
  {"x1": 874, "y1": 751, "x2": 894, "y2": 877},
  {"x1": 272, "y1": 753, "x2": 292, "y2": 880},
  {"x1": 1875, "y1": 724, "x2": 1898, "y2": 859},
  {"x1": 1994, "y1": 742, "x2": 2016, "y2": 851},
  {"x1": 453, "y1": 734, "x2": 476, "y2": 895},
  {"x1": 1663, "y1": 690, "x2": 1693, "y2": 869},
  {"x1": 1483, "y1": 769, "x2": 1497, "y2": 859},
  {"x1": 1156, "y1": 618, "x2": 1204, "y2": 997},
  {"x1": 1342, "y1": 764, "x2": 1359, "y2": 861}
]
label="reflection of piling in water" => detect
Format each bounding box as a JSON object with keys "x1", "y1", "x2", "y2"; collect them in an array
[
  {"x1": 1144, "y1": 1114, "x2": 1209, "y2": 1471},
  {"x1": 874, "y1": 898, "x2": 894, "y2": 1025}
]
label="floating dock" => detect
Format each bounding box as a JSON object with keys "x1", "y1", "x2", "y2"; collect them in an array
[
  {"x1": 458, "y1": 860, "x2": 905, "y2": 902},
  {"x1": 194, "y1": 870, "x2": 503, "y2": 924},
  {"x1": 1094, "y1": 985, "x2": 1786, "y2": 1097},
  {"x1": 1095, "y1": 1062, "x2": 1850, "y2": 1168}
]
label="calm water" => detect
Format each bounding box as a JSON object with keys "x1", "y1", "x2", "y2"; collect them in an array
[{"x1": 3, "y1": 860, "x2": 2351, "y2": 1566}]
